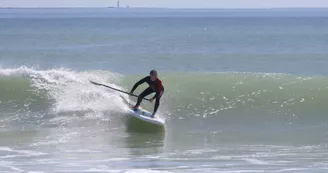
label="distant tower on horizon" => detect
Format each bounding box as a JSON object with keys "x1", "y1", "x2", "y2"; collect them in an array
[{"x1": 117, "y1": 0, "x2": 120, "y2": 8}]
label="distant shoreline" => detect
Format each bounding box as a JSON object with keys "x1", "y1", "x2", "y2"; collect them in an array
[{"x1": 1, "y1": 7, "x2": 328, "y2": 10}]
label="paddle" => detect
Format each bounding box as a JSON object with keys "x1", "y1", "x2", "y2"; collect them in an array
[{"x1": 89, "y1": 80, "x2": 151, "y2": 101}]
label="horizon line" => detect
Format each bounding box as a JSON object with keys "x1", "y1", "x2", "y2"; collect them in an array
[{"x1": 1, "y1": 6, "x2": 328, "y2": 10}]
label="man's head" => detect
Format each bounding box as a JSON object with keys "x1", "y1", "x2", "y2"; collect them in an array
[{"x1": 150, "y1": 70, "x2": 158, "y2": 81}]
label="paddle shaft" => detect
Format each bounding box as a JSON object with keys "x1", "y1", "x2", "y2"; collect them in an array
[{"x1": 90, "y1": 81, "x2": 151, "y2": 101}]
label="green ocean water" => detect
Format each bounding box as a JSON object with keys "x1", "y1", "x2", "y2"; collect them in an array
[{"x1": 1, "y1": 8, "x2": 328, "y2": 173}]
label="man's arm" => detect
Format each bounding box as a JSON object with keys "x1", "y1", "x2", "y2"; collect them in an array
[
  {"x1": 130, "y1": 77, "x2": 148, "y2": 94},
  {"x1": 151, "y1": 81, "x2": 164, "y2": 100}
]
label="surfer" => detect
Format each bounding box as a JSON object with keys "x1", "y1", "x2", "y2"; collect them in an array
[{"x1": 130, "y1": 70, "x2": 164, "y2": 118}]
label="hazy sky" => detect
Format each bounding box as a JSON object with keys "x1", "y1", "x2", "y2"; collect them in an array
[{"x1": 1, "y1": 0, "x2": 328, "y2": 8}]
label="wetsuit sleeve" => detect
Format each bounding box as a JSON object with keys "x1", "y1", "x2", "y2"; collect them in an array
[{"x1": 130, "y1": 77, "x2": 148, "y2": 93}]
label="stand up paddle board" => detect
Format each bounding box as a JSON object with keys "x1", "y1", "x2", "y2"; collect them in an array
[
  {"x1": 120, "y1": 96, "x2": 165, "y2": 126},
  {"x1": 89, "y1": 81, "x2": 165, "y2": 126}
]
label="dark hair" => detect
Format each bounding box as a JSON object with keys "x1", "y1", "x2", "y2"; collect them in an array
[{"x1": 150, "y1": 70, "x2": 157, "y2": 76}]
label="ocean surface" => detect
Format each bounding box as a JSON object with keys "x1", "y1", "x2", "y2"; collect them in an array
[{"x1": 1, "y1": 8, "x2": 328, "y2": 173}]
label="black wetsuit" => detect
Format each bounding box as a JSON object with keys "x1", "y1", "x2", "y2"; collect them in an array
[{"x1": 130, "y1": 76, "x2": 164, "y2": 115}]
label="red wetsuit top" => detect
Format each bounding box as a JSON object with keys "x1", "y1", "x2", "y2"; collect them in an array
[{"x1": 131, "y1": 76, "x2": 164, "y2": 95}]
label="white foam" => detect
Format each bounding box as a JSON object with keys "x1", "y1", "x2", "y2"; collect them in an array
[
  {"x1": 6, "y1": 165, "x2": 23, "y2": 172},
  {"x1": 244, "y1": 158, "x2": 269, "y2": 165},
  {"x1": 0, "y1": 147, "x2": 48, "y2": 160},
  {"x1": 0, "y1": 155, "x2": 20, "y2": 159},
  {"x1": 124, "y1": 170, "x2": 173, "y2": 173},
  {"x1": 272, "y1": 168, "x2": 309, "y2": 172},
  {"x1": 30, "y1": 132, "x2": 78, "y2": 147},
  {"x1": 0, "y1": 146, "x2": 12, "y2": 151},
  {"x1": 0, "y1": 160, "x2": 24, "y2": 172},
  {"x1": 0, "y1": 66, "x2": 128, "y2": 118},
  {"x1": 218, "y1": 171, "x2": 266, "y2": 173},
  {"x1": 57, "y1": 169, "x2": 172, "y2": 173}
]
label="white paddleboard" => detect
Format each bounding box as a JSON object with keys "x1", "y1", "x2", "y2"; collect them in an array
[{"x1": 120, "y1": 96, "x2": 165, "y2": 126}]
